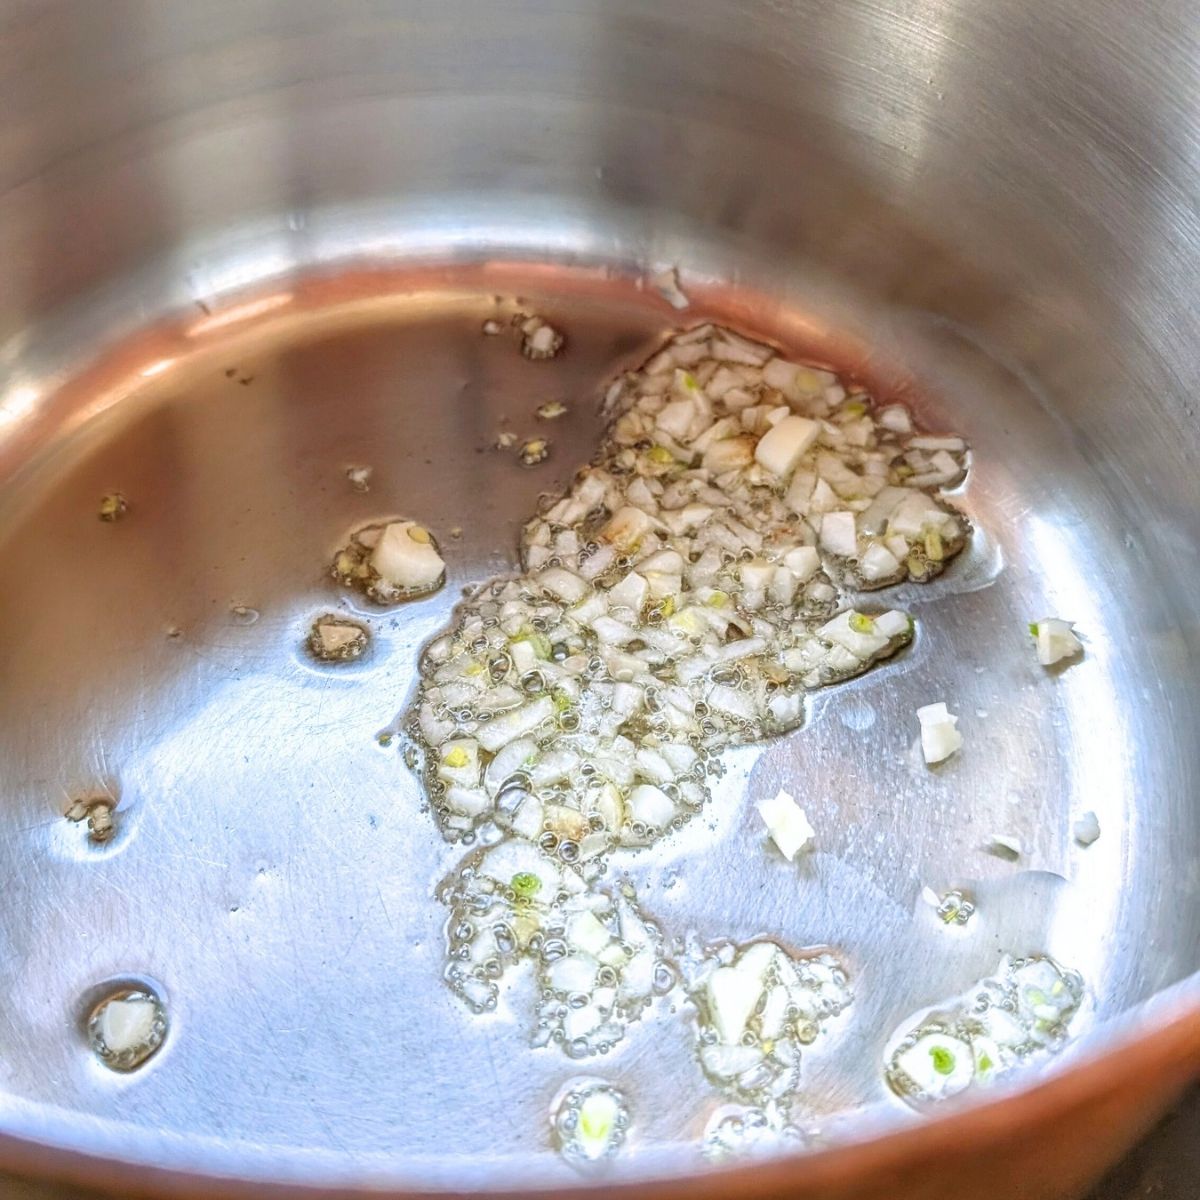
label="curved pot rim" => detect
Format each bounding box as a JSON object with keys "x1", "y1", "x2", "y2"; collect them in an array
[{"x1": 1, "y1": 971, "x2": 1196, "y2": 1198}]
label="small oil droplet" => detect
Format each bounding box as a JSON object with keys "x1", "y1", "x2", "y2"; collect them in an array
[
  {"x1": 88, "y1": 986, "x2": 167, "y2": 1071},
  {"x1": 884, "y1": 955, "x2": 1083, "y2": 1107}
]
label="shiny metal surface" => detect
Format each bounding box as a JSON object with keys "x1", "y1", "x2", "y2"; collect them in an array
[{"x1": 1, "y1": 1, "x2": 1199, "y2": 1197}]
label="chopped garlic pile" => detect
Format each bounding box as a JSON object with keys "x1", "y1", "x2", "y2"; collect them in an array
[
  {"x1": 686, "y1": 940, "x2": 852, "y2": 1101},
  {"x1": 440, "y1": 842, "x2": 671, "y2": 1057},
  {"x1": 409, "y1": 323, "x2": 973, "y2": 1079},
  {"x1": 885, "y1": 956, "x2": 1083, "y2": 1107},
  {"x1": 411, "y1": 324, "x2": 968, "y2": 853}
]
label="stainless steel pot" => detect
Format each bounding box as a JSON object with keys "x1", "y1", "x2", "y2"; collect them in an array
[{"x1": 1, "y1": 2, "x2": 1198, "y2": 1197}]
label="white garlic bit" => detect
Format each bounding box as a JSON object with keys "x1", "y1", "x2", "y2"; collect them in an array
[
  {"x1": 1032, "y1": 617, "x2": 1084, "y2": 666},
  {"x1": 371, "y1": 521, "x2": 445, "y2": 590},
  {"x1": 755, "y1": 788, "x2": 815, "y2": 860},
  {"x1": 917, "y1": 701, "x2": 963, "y2": 764}
]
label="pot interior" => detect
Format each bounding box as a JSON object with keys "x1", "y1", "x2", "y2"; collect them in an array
[{"x1": 0, "y1": 0, "x2": 1197, "y2": 1192}]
